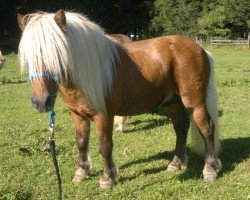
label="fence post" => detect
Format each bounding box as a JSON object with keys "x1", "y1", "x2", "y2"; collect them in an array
[{"x1": 248, "y1": 32, "x2": 250, "y2": 47}]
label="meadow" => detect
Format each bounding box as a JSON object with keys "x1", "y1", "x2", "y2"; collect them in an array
[{"x1": 0, "y1": 46, "x2": 249, "y2": 200}]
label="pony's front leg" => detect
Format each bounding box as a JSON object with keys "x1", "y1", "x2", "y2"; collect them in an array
[
  {"x1": 71, "y1": 111, "x2": 92, "y2": 182},
  {"x1": 95, "y1": 113, "x2": 117, "y2": 188}
]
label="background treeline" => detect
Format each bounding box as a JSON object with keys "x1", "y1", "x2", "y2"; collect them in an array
[{"x1": 0, "y1": 0, "x2": 249, "y2": 50}]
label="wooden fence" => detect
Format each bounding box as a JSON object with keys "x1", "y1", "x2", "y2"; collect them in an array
[
  {"x1": 210, "y1": 39, "x2": 249, "y2": 45},
  {"x1": 210, "y1": 34, "x2": 250, "y2": 46}
]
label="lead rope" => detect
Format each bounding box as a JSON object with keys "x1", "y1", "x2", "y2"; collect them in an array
[
  {"x1": 28, "y1": 73, "x2": 61, "y2": 198},
  {"x1": 49, "y1": 109, "x2": 62, "y2": 200}
]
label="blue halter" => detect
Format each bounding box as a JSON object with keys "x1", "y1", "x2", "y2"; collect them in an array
[
  {"x1": 28, "y1": 73, "x2": 59, "y2": 82},
  {"x1": 28, "y1": 72, "x2": 59, "y2": 127}
]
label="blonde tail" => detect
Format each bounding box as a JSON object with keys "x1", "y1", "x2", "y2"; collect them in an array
[{"x1": 190, "y1": 51, "x2": 220, "y2": 155}]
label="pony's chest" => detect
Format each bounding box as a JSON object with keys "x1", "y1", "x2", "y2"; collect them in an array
[{"x1": 59, "y1": 86, "x2": 95, "y2": 117}]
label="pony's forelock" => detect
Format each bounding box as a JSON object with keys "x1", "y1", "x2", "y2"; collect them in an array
[{"x1": 18, "y1": 11, "x2": 119, "y2": 113}]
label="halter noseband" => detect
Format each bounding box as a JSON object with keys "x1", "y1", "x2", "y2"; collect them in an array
[
  {"x1": 28, "y1": 72, "x2": 59, "y2": 100},
  {"x1": 28, "y1": 73, "x2": 59, "y2": 82}
]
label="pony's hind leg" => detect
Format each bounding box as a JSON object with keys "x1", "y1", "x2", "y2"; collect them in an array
[
  {"x1": 166, "y1": 94, "x2": 189, "y2": 172},
  {"x1": 95, "y1": 113, "x2": 118, "y2": 188},
  {"x1": 191, "y1": 105, "x2": 221, "y2": 181},
  {"x1": 71, "y1": 111, "x2": 92, "y2": 182},
  {"x1": 173, "y1": 50, "x2": 221, "y2": 181}
]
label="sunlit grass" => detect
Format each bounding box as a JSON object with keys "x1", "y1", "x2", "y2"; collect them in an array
[{"x1": 0, "y1": 46, "x2": 249, "y2": 199}]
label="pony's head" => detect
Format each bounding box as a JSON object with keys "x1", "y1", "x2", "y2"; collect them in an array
[
  {"x1": 18, "y1": 10, "x2": 118, "y2": 114},
  {"x1": 18, "y1": 10, "x2": 66, "y2": 113},
  {"x1": 29, "y1": 75, "x2": 58, "y2": 113}
]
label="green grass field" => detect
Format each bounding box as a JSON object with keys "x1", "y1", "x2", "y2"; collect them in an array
[{"x1": 0, "y1": 46, "x2": 249, "y2": 200}]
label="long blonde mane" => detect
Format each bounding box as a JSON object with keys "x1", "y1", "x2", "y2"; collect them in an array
[{"x1": 19, "y1": 11, "x2": 119, "y2": 113}]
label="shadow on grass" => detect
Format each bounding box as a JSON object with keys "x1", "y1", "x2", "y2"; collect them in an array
[
  {"x1": 119, "y1": 150, "x2": 172, "y2": 170},
  {"x1": 120, "y1": 108, "x2": 224, "y2": 134},
  {"x1": 0, "y1": 79, "x2": 27, "y2": 85},
  {"x1": 118, "y1": 165, "x2": 168, "y2": 183},
  {"x1": 117, "y1": 137, "x2": 250, "y2": 183},
  {"x1": 220, "y1": 137, "x2": 250, "y2": 172},
  {"x1": 218, "y1": 109, "x2": 224, "y2": 117},
  {"x1": 123, "y1": 117, "x2": 171, "y2": 133},
  {"x1": 0, "y1": 187, "x2": 33, "y2": 200},
  {"x1": 118, "y1": 151, "x2": 172, "y2": 183},
  {"x1": 177, "y1": 137, "x2": 250, "y2": 181}
]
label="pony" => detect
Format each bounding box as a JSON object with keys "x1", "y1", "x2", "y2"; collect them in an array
[
  {"x1": 18, "y1": 10, "x2": 221, "y2": 188},
  {"x1": 0, "y1": 50, "x2": 5, "y2": 70}
]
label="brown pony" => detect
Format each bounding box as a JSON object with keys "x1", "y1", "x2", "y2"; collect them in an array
[{"x1": 18, "y1": 10, "x2": 221, "y2": 188}]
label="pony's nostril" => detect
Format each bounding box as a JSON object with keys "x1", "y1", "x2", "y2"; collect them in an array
[
  {"x1": 30, "y1": 94, "x2": 54, "y2": 113},
  {"x1": 31, "y1": 96, "x2": 39, "y2": 108}
]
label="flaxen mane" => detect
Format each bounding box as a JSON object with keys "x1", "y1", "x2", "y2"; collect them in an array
[{"x1": 19, "y1": 12, "x2": 119, "y2": 113}]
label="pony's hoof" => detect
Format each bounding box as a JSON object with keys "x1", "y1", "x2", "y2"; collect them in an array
[
  {"x1": 167, "y1": 155, "x2": 188, "y2": 172},
  {"x1": 203, "y1": 171, "x2": 218, "y2": 181},
  {"x1": 203, "y1": 159, "x2": 222, "y2": 181},
  {"x1": 99, "y1": 175, "x2": 114, "y2": 189},
  {"x1": 167, "y1": 162, "x2": 179, "y2": 172},
  {"x1": 72, "y1": 168, "x2": 87, "y2": 183}
]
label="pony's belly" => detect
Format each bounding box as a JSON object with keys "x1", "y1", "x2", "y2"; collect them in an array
[
  {"x1": 116, "y1": 103, "x2": 159, "y2": 116},
  {"x1": 115, "y1": 90, "x2": 169, "y2": 116}
]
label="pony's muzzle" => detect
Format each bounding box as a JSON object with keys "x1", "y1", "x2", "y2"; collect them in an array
[{"x1": 31, "y1": 94, "x2": 55, "y2": 113}]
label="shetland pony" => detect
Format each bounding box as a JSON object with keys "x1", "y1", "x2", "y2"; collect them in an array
[
  {"x1": 18, "y1": 10, "x2": 221, "y2": 188},
  {"x1": 0, "y1": 51, "x2": 5, "y2": 70}
]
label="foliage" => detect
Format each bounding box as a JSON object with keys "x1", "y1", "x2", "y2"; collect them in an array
[
  {"x1": 222, "y1": 0, "x2": 250, "y2": 38},
  {"x1": 198, "y1": 5, "x2": 230, "y2": 39},
  {"x1": 0, "y1": 0, "x2": 249, "y2": 51},
  {"x1": 149, "y1": 0, "x2": 202, "y2": 37},
  {"x1": 83, "y1": 0, "x2": 153, "y2": 36},
  {"x1": 0, "y1": 47, "x2": 250, "y2": 199},
  {"x1": 0, "y1": 0, "x2": 152, "y2": 42},
  {"x1": 149, "y1": 0, "x2": 249, "y2": 39}
]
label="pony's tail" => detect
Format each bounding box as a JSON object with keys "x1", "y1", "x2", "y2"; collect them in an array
[{"x1": 190, "y1": 51, "x2": 220, "y2": 155}]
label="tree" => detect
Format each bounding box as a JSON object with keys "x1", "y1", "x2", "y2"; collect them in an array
[
  {"x1": 0, "y1": 0, "x2": 88, "y2": 51},
  {"x1": 0, "y1": 0, "x2": 19, "y2": 39},
  {"x1": 149, "y1": 0, "x2": 202, "y2": 37},
  {"x1": 198, "y1": 5, "x2": 230, "y2": 39},
  {"x1": 222, "y1": 0, "x2": 250, "y2": 38},
  {"x1": 83, "y1": 0, "x2": 153, "y2": 37}
]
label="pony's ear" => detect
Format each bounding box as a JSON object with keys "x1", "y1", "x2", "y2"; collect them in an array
[
  {"x1": 17, "y1": 14, "x2": 29, "y2": 31},
  {"x1": 54, "y1": 9, "x2": 66, "y2": 29}
]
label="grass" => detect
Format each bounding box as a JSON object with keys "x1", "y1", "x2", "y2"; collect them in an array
[{"x1": 0, "y1": 46, "x2": 249, "y2": 200}]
